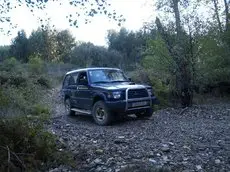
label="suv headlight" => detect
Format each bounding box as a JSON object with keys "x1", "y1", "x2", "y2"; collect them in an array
[
  {"x1": 107, "y1": 91, "x2": 122, "y2": 99},
  {"x1": 147, "y1": 89, "x2": 153, "y2": 96},
  {"x1": 112, "y1": 91, "x2": 122, "y2": 99}
]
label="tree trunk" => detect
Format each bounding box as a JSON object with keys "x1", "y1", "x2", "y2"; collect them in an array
[
  {"x1": 223, "y1": 0, "x2": 229, "y2": 31},
  {"x1": 172, "y1": 0, "x2": 182, "y2": 37},
  {"x1": 172, "y1": 0, "x2": 193, "y2": 107},
  {"x1": 213, "y1": 0, "x2": 223, "y2": 33}
]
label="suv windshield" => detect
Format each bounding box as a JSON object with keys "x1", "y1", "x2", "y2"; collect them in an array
[{"x1": 88, "y1": 69, "x2": 128, "y2": 83}]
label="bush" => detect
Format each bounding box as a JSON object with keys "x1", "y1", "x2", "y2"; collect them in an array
[
  {"x1": 0, "y1": 57, "x2": 26, "y2": 74},
  {"x1": 0, "y1": 71, "x2": 27, "y2": 87},
  {"x1": 28, "y1": 55, "x2": 46, "y2": 75},
  {"x1": 36, "y1": 75, "x2": 51, "y2": 88},
  {"x1": 0, "y1": 58, "x2": 74, "y2": 171},
  {"x1": 129, "y1": 69, "x2": 170, "y2": 109},
  {"x1": 0, "y1": 116, "x2": 73, "y2": 171}
]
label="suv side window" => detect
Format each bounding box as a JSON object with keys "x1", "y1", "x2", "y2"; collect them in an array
[
  {"x1": 77, "y1": 72, "x2": 88, "y2": 85},
  {"x1": 69, "y1": 73, "x2": 79, "y2": 86},
  {"x1": 63, "y1": 75, "x2": 70, "y2": 88},
  {"x1": 63, "y1": 73, "x2": 79, "y2": 88}
]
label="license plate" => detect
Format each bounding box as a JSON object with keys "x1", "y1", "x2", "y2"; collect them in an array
[{"x1": 132, "y1": 101, "x2": 148, "y2": 107}]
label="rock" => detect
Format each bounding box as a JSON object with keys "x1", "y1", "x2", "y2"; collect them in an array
[
  {"x1": 149, "y1": 158, "x2": 157, "y2": 164},
  {"x1": 183, "y1": 145, "x2": 191, "y2": 150},
  {"x1": 95, "y1": 166, "x2": 102, "y2": 171},
  {"x1": 115, "y1": 169, "x2": 120, "y2": 172},
  {"x1": 183, "y1": 157, "x2": 189, "y2": 161},
  {"x1": 168, "y1": 142, "x2": 174, "y2": 146},
  {"x1": 215, "y1": 159, "x2": 221, "y2": 164},
  {"x1": 63, "y1": 129, "x2": 68, "y2": 132},
  {"x1": 95, "y1": 149, "x2": 104, "y2": 154},
  {"x1": 49, "y1": 168, "x2": 59, "y2": 172},
  {"x1": 196, "y1": 165, "x2": 202, "y2": 170},
  {"x1": 162, "y1": 155, "x2": 169, "y2": 163},
  {"x1": 63, "y1": 137, "x2": 68, "y2": 141},
  {"x1": 118, "y1": 136, "x2": 125, "y2": 139},
  {"x1": 161, "y1": 144, "x2": 170, "y2": 152},
  {"x1": 50, "y1": 99, "x2": 230, "y2": 172},
  {"x1": 182, "y1": 161, "x2": 188, "y2": 165},
  {"x1": 148, "y1": 151, "x2": 154, "y2": 157},
  {"x1": 94, "y1": 158, "x2": 102, "y2": 164}
]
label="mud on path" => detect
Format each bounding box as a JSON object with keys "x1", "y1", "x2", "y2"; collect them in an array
[{"x1": 47, "y1": 87, "x2": 230, "y2": 172}]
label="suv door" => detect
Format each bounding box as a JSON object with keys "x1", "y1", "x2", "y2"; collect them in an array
[
  {"x1": 62, "y1": 73, "x2": 78, "y2": 107},
  {"x1": 76, "y1": 71, "x2": 92, "y2": 110}
]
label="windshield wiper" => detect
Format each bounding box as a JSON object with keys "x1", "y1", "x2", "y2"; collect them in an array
[
  {"x1": 110, "y1": 80, "x2": 129, "y2": 83},
  {"x1": 92, "y1": 81, "x2": 110, "y2": 84}
]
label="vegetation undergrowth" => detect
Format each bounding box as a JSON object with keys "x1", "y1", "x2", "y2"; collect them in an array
[{"x1": 0, "y1": 57, "x2": 75, "y2": 171}]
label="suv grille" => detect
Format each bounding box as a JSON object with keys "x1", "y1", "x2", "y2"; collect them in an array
[{"x1": 128, "y1": 89, "x2": 148, "y2": 99}]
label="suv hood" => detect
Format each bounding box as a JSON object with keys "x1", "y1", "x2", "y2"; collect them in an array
[{"x1": 91, "y1": 82, "x2": 150, "y2": 90}]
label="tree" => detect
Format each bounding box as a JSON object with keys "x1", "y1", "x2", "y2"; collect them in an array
[
  {"x1": 0, "y1": 0, "x2": 125, "y2": 35},
  {"x1": 107, "y1": 28, "x2": 153, "y2": 70},
  {"x1": 10, "y1": 30, "x2": 29, "y2": 62},
  {"x1": 28, "y1": 27, "x2": 58, "y2": 62},
  {"x1": 56, "y1": 30, "x2": 76, "y2": 62},
  {"x1": 0, "y1": 46, "x2": 10, "y2": 62},
  {"x1": 70, "y1": 42, "x2": 123, "y2": 68},
  {"x1": 154, "y1": 0, "x2": 196, "y2": 107}
]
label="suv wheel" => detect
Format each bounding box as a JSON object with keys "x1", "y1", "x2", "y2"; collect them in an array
[
  {"x1": 92, "y1": 101, "x2": 113, "y2": 126},
  {"x1": 136, "y1": 108, "x2": 153, "y2": 119},
  {"x1": 64, "y1": 99, "x2": 75, "y2": 116}
]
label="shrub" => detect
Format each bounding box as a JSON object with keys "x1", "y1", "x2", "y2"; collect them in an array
[
  {"x1": 0, "y1": 57, "x2": 26, "y2": 74},
  {"x1": 0, "y1": 116, "x2": 73, "y2": 171},
  {"x1": 129, "y1": 69, "x2": 170, "y2": 109},
  {"x1": 0, "y1": 57, "x2": 75, "y2": 171},
  {"x1": 28, "y1": 55, "x2": 46, "y2": 75},
  {"x1": 36, "y1": 75, "x2": 51, "y2": 88}
]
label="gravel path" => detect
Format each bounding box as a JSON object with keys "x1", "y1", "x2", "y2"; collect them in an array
[{"x1": 48, "y1": 88, "x2": 230, "y2": 172}]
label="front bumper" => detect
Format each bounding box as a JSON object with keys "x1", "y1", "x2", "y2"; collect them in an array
[{"x1": 105, "y1": 96, "x2": 159, "y2": 114}]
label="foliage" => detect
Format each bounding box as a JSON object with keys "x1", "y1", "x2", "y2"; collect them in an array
[
  {"x1": 70, "y1": 42, "x2": 123, "y2": 68},
  {"x1": 107, "y1": 28, "x2": 156, "y2": 70},
  {"x1": 9, "y1": 27, "x2": 76, "y2": 63},
  {"x1": 0, "y1": 115, "x2": 74, "y2": 171},
  {"x1": 28, "y1": 54, "x2": 46, "y2": 75},
  {"x1": 0, "y1": 45, "x2": 10, "y2": 62},
  {"x1": 129, "y1": 69, "x2": 170, "y2": 108},
  {"x1": 0, "y1": 58, "x2": 73, "y2": 171},
  {"x1": 28, "y1": 27, "x2": 60, "y2": 62},
  {"x1": 10, "y1": 30, "x2": 29, "y2": 62},
  {"x1": 56, "y1": 30, "x2": 76, "y2": 62},
  {"x1": 0, "y1": 0, "x2": 125, "y2": 35}
]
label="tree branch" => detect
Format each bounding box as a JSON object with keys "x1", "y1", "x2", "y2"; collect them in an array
[{"x1": 6, "y1": 146, "x2": 10, "y2": 172}]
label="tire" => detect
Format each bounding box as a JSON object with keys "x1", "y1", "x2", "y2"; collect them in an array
[
  {"x1": 92, "y1": 101, "x2": 113, "y2": 126},
  {"x1": 64, "y1": 99, "x2": 75, "y2": 116},
  {"x1": 136, "y1": 108, "x2": 153, "y2": 119}
]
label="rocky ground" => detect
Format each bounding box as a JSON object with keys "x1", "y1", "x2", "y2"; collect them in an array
[{"x1": 47, "y1": 88, "x2": 230, "y2": 172}]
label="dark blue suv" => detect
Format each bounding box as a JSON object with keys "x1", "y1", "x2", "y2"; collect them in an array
[{"x1": 61, "y1": 68, "x2": 159, "y2": 125}]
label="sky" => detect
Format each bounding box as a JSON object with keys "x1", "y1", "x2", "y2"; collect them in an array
[{"x1": 0, "y1": 0, "x2": 155, "y2": 46}]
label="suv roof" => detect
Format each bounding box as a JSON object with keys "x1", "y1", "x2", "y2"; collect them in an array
[{"x1": 66, "y1": 67, "x2": 120, "y2": 75}]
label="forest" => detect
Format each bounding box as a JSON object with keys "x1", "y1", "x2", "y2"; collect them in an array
[
  {"x1": 0, "y1": 0, "x2": 230, "y2": 171},
  {"x1": 1, "y1": 0, "x2": 229, "y2": 107}
]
